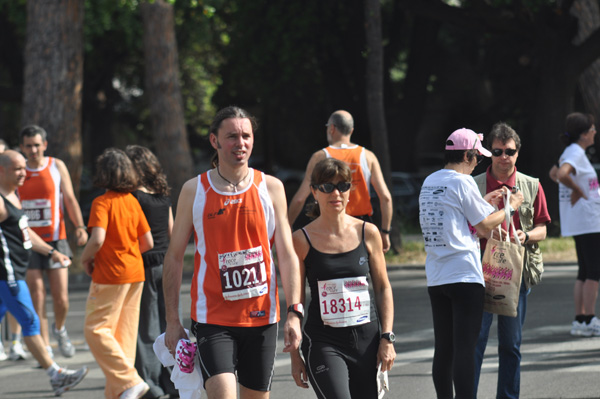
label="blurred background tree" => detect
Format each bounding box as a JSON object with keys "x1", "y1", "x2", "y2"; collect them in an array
[{"x1": 2, "y1": 0, "x2": 600, "y2": 241}]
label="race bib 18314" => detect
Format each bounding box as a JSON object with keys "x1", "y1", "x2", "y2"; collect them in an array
[{"x1": 318, "y1": 276, "x2": 370, "y2": 327}]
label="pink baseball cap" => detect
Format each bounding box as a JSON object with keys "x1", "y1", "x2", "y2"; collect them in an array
[{"x1": 445, "y1": 128, "x2": 492, "y2": 157}]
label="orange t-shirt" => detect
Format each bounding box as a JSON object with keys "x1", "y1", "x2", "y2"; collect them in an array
[
  {"x1": 323, "y1": 145, "x2": 373, "y2": 216},
  {"x1": 18, "y1": 157, "x2": 66, "y2": 242},
  {"x1": 87, "y1": 191, "x2": 150, "y2": 284}
]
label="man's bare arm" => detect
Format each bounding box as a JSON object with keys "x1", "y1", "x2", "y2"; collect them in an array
[{"x1": 288, "y1": 151, "x2": 326, "y2": 225}]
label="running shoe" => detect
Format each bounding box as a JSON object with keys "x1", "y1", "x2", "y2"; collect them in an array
[
  {"x1": 53, "y1": 323, "x2": 75, "y2": 357},
  {"x1": 8, "y1": 340, "x2": 28, "y2": 360},
  {"x1": 50, "y1": 366, "x2": 88, "y2": 396},
  {"x1": 570, "y1": 320, "x2": 593, "y2": 337},
  {"x1": 588, "y1": 316, "x2": 600, "y2": 336},
  {"x1": 0, "y1": 340, "x2": 7, "y2": 361},
  {"x1": 119, "y1": 381, "x2": 150, "y2": 399}
]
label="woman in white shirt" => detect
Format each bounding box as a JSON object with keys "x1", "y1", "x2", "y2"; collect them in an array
[
  {"x1": 555, "y1": 112, "x2": 600, "y2": 337},
  {"x1": 419, "y1": 128, "x2": 523, "y2": 399}
]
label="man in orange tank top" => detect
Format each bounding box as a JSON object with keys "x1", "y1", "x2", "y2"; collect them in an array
[
  {"x1": 164, "y1": 107, "x2": 302, "y2": 399},
  {"x1": 288, "y1": 110, "x2": 393, "y2": 252},
  {"x1": 18, "y1": 126, "x2": 88, "y2": 359}
]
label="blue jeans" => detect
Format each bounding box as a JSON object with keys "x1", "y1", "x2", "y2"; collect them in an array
[{"x1": 473, "y1": 281, "x2": 529, "y2": 399}]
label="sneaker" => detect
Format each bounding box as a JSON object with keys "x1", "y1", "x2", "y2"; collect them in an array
[
  {"x1": 9, "y1": 340, "x2": 28, "y2": 360},
  {"x1": 571, "y1": 320, "x2": 593, "y2": 337},
  {"x1": 588, "y1": 316, "x2": 600, "y2": 336},
  {"x1": 53, "y1": 323, "x2": 75, "y2": 358},
  {"x1": 119, "y1": 381, "x2": 150, "y2": 399},
  {"x1": 50, "y1": 366, "x2": 88, "y2": 396},
  {"x1": 0, "y1": 341, "x2": 7, "y2": 361}
]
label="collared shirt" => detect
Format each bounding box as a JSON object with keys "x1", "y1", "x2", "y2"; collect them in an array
[{"x1": 481, "y1": 166, "x2": 551, "y2": 251}]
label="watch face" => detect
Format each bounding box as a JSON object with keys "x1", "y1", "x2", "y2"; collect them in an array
[{"x1": 383, "y1": 332, "x2": 395, "y2": 342}]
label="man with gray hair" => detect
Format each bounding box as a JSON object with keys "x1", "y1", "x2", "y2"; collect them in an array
[
  {"x1": 0, "y1": 150, "x2": 88, "y2": 396},
  {"x1": 288, "y1": 110, "x2": 393, "y2": 252}
]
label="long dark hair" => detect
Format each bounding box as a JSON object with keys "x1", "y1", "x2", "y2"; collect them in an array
[
  {"x1": 209, "y1": 106, "x2": 258, "y2": 167},
  {"x1": 125, "y1": 145, "x2": 170, "y2": 196}
]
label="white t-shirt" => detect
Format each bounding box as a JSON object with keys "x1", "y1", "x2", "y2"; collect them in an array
[
  {"x1": 558, "y1": 143, "x2": 600, "y2": 236},
  {"x1": 419, "y1": 169, "x2": 494, "y2": 287}
]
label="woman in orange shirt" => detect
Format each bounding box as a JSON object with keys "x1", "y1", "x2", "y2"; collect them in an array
[{"x1": 81, "y1": 148, "x2": 154, "y2": 399}]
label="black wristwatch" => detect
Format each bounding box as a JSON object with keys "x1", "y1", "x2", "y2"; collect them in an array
[
  {"x1": 381, "y1": 332, "x2": 396, "y2": 343},
  {"x1": 287, "y1": 303, "x2": 304, "y2": 319}
]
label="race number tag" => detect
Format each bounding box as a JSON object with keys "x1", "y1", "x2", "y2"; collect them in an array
[
  {"x1": 219, "y1": 246, "x2": 268, "y2": 301},
  {"x1": 318, "y1": 276, "x2": 370, "y2": 327},
  {"x1": 21, "y1": 199, "x2": 52, "y2": 227},
  {"x1": 18, "y1": 215, "x2": 32, "y2": 250}
]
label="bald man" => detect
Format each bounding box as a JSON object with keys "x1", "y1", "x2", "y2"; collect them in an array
[
  {"x1": 288, "y1": 110, "x2": 393, "y2": 252},
  {"x1": 0, "y1": 150, "x2": 87, "y2": 396}
]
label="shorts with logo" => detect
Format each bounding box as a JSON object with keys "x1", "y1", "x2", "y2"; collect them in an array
[
  {"x1": 191, "y1": 321, "x2": 278, "y2": 391},
  {"x1": 28, "y1": 239, "x2": 73, "y2": 270},
  {"x1": 0, "y1": 280, "x2": 41, "y2": 336},
  {"x1": 301, "y1": 320, "x2": 379, "y2": 399}
]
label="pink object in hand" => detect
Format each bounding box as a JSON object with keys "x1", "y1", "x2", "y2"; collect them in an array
[{"x1": 176, "y1": 339, "x2": 196, "y2": 373}]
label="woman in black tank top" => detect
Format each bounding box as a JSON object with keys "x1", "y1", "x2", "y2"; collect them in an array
[{"x1": 289, "y1": 158, "x2": 396, "y2": 399}]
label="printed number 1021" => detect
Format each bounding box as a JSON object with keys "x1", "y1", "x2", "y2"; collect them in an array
[{"x1": 321, "y1": 297, "x2": 362, "y2": 315}]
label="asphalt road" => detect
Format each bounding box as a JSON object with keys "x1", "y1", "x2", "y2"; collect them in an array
[{"x1": 1, "y1": 263, "x2": 599, "y2": 398}]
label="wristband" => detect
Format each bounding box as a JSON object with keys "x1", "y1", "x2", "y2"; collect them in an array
[
  {"x1": 48, "y1": 248, "x2": 55, "y2": 257},
  {"x1": 381, "y1": 228, "x2": 391, "y2": 234},
  {"x1": 76, "y1": 226, "x2": 86, "y2": 230},
  {"x1": 524, "y1": 231, "x2": 530, "y2": 244}
]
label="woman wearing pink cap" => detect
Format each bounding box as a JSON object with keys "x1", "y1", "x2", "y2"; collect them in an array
[{"x1": 419, "y1": 128, "x2": 524, "y2": 399}]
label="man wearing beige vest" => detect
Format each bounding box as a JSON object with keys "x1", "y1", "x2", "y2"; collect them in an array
[{"x1": 472, "y1": 122, "x2": 550, "y2": 399}]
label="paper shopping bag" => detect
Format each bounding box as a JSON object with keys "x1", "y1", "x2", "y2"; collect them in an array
[{"x1": 482, "y1": 192, "x2": 524, "y2": 317}]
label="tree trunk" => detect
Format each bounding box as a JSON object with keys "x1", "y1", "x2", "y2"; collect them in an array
[
  {"x1": 140, "y1": 0, "x2": 193, "y2": 207},
  {"x1": 365, "y1": 0, "x2": 401, "y2": 251},
  {"x1": 21, "y1": 0, "x2": 84, "y2": 196},
  {"x1": 571, "y1": 0, "x2": 600, "y2": 124}
]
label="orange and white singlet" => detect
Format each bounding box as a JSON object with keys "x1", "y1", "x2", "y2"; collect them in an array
[
  {"x1": 322, "y1": 145, "x2": 373, "y2": 216},
  {"x1": 191, "y1": 168, "x2": 279, "y2": 327},
  {"x1": 17, "y1": 157, "x2": 65, "y2": 242}
]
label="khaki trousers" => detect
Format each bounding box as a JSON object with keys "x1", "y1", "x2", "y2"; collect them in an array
[{"x1": 84, "y1": 281, "x2": 144, "y2": 399}]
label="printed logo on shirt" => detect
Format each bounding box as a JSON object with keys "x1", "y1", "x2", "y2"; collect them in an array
[
  {"x1": 207, "y1": 208, "x2": 226, "y2": 219},
  {"x1": 358, "y1": 256, "x2": 368, "y2": 265},
  {"x1": 249, "y1": 310, "x2": 266, "y2": 318},
  {"x1": 224, "y1": 198, "x2": 242, "y2": 206}
]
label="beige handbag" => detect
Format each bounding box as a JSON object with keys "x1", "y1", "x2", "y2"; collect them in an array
[{"x1": 481, "y1": 191, "x2": 525, "y2": 317}]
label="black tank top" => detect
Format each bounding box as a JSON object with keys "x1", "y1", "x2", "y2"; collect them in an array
[
  {"x1": 0, "y1": 194, "x2": 31, "y2": 282},
  {"x1": 301, "y1": 222, "x2": 377, "y2": 328}
]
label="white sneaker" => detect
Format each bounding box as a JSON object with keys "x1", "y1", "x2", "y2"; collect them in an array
[
  {"x1": 588, "y1": 317, "x2": 600, "y2": 336},
  {"x1": 119, "y1": 381, "x2": 150, "y2": 399},
  {"x1": 53, "y1": 323, "x2": 75, "y2": 358},
  {"x1": 0, "y1": 341, "x2": 8, "y2": 361},
  {"x1": 50, "y1": 366, "x2": 88, "y2": 396},
  {"x1": 9, "y1": 340, "x2": 28, "y2": 360}
]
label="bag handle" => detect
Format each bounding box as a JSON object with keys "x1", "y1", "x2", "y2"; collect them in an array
[{"x1": 503, "y1": 190, "x2": 522, "y2": 248}]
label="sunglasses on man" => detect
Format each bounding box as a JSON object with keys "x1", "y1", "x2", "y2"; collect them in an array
[
  {"x1": 311, "y1": 182, "x2": 352, "y2": 193},
  {"x1": 491, "y1": 148, "x2": 518, "y2": 157}
]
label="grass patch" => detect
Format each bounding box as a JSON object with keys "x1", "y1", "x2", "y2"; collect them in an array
[{"x1": 384, "y1": 236, "x2": 576, "y2": 265}]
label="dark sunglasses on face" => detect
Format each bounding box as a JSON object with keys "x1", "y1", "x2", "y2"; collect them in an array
[
  {"x1": 312, "y1": 182, "x2": 352, "y2": 193},
  {"x1": 491, "y1": 148, "x2": 518, "y2": 157}
]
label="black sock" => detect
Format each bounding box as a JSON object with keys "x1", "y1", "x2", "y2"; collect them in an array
[
  {"x1": 576, "y1": 315, "x2": 586, "y2": 323},
  {"x1": 584, "y1": 315, "x2": 595, "y2": 324}
]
